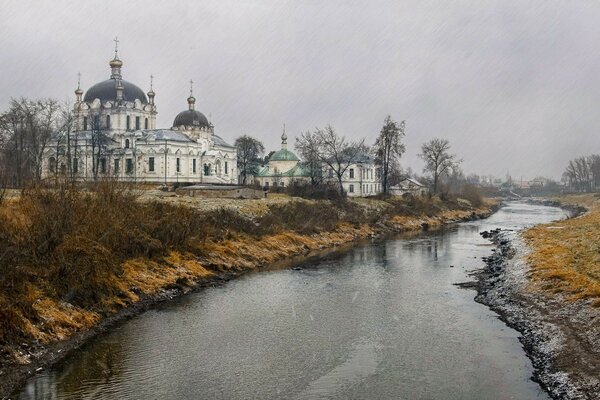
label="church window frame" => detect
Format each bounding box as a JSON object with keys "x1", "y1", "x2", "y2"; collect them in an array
[
  {"x1": 145, "y1": 118, "x2": 148, "y2": 130},
  {"x1": 349, "y1": 168, "x2": 354, "y2": 179},
  {"x1": 125, "y1": 158, "x2": 134, "y2": 174},
  {"x1": 349, "y1": 184, "x2": 354, "y2": 193},
  {"x1": 135, "y1": 116, "x2": 140, "y2": 130},
  {"x1": 100, "y1": 158, "x2": 107, "y2": 174},
  {"x1": 126, "y1": 115, "x2": 131, "y2": 130},
  {"x1": 83, "y1": 116, "x2": 88, "y2": 131},
  {"x1": 125, "y1": 139, "x2": 130, "y2": 149},
  {"x1": 176, "y1": 158, "x2": 181, "y2": 173},
  {"x1": 192, "y1": 159, "x2": 197, "y2": 174},
  {"x1": 225, "y1": 161, "x2": 228, "y2": 175},
  {"x1": 114, "y1": 159, "x2": 120, "y2": 173},
  {"x1": 48, "y1": 157, "x2": 56, "y2": 173},
  {"x1": 106, "y1": 115, "x2": 110, "y2": 129},
  {"x1": 72, "y1": 158, "x2": 78, "y2": 174},
  {"x1": 148, "y1": 157, "x2": 155, "y2": 172}
]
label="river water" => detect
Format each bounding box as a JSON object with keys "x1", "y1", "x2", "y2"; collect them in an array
[{"x1": 16, "y1": 202, "x2": 569, "y2": 400}]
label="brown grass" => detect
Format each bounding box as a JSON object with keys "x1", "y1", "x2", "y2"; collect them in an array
[{"x1": 524, "y1": 194, "x2": 600, "y2": 306}]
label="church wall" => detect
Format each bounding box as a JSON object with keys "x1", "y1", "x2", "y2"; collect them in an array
[{"x1": 41, "y1": 137, "x2": 237, "y2": 185}]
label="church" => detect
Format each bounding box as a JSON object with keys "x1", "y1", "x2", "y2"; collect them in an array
[{"x1": 44, "y1": 42, "x2": 237, "y2": 185}]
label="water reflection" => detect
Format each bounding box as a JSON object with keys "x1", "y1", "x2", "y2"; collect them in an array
[{"x1": 17, "y1": 202, "x2": 568, "y2": 400}]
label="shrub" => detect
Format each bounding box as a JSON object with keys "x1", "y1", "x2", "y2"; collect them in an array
[
  {"x1": 459, "y1": 184, "x2": 483, "y2": 207},
  {"x1": 285, "y1": 181, "x2": 343, "y2": 201},
  {"x1": 259, "y1": 201, "x2": 340, "y2": 234}
]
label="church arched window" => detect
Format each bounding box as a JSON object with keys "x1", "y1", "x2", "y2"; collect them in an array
[
  {"x1": 145, "y1": 118, "x2": 148, "y2": 129},
  {"x1": 48, "y1": 157, "x2": 56, "y2": 173},
  {"x1": 125, "y1": 139, "x2": 130, "y2": 149},
  {"x1": 126, "y1": 116, "x2": 131, "y2": 130}
]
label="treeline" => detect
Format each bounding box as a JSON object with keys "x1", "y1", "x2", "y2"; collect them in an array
[
  {"x1": 237, "y1": 116, "x2": 470, "y2": 198},
  {"x1": 563, "y1": 154, "x2": 600, "y2": 193}
]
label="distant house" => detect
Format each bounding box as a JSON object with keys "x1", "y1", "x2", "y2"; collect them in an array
[
  {"x1": 323, "y1": 153, "x2": 382, "y2": 197},
  {"x1": 389, "y1": 177, "x2": 427, "y2": 197}
]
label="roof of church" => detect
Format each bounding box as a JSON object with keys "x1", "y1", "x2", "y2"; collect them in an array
[
  {"x1": 173, "y1": 109, "x2": 210, "y2": 128},
  {"x1": 256, "y1": 163, "x2": 310, "y2": 177},
  {"x1": 213, "y1": 134, "x2": 235, "y2": 148},
  {"x1": 84, "y1": 79, "x2": 148, "y2": 104},
  {"x1": 269, "y1": 148, "x2": 300, "y2": 162},
  {"x1": 137, "y1": 130, "x2": 234, "y2": 148},
  {"x1": 140, "y1": 129, "x2": 194, "y2": 142}
]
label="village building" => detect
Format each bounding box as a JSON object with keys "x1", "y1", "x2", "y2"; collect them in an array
[
  {"x1": 44, "y1": 42, "x2": 237, "y2": 185},
  {"x1": 255, "y1": 131, "x2": 310, "y2": 188},
  {"x1": 255, "y1": 131, "x2": 382, "y2": 197},
  {"x1": 389, "y1": 177, "x2": 428, "y2": 197}
]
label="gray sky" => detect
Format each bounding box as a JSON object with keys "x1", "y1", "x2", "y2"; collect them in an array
[{"x1": 2, "y1": 0, "x2": 600, "y2": 180}]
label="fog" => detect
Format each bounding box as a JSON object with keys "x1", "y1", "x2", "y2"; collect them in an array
[{"x1": 2, "y1": 0, "x2": 600, "y2": 180}]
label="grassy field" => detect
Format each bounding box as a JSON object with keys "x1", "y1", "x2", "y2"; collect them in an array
[{"x1": 523, "y1": 193, "x2": 600, "y2": 306}]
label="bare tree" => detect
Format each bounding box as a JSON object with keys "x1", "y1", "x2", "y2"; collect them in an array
[
  {"x1": 373, "y1": 115, "x2": 406, "y2": 194},
  {"x1": 0, "y1": 98, "x2": 61, "y2": 186},
  {"x1": 563, "y1": 154, "x2": 600, "y2": 192},
  {"x1": 295, "y1": 131, "x2": 324, "y2": 186},
  {"x1": 296, "y1": 125, "x2": 367, "y2": 196},
  {"x1": 235, "y1": 135, "x2": 264, "y2": 185},
  {"x1": 419, "y1": 138, "x2": 461, "y2": 194}
]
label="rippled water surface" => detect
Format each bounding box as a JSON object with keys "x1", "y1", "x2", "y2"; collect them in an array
[{"x1": 17, "y1": 202, "x2": 569, "y2": 400}]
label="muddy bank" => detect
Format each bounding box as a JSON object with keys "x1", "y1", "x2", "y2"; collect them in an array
[
  {"x1": 471, "y1": 228, "x2": 600, "y2": 400},
  {"x1": 1, "y1": 203, "x2": 498, "y2": 399},
  {"x1": 525, "y1": 198, "x2": 588, "y2": 217}
]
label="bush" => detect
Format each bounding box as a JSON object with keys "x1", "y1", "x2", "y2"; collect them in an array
[
  {"x1": 259, "y1": 201, "x2": 340, "y2": 234},
  {"x1": 285, "y1": 181, "x2": 343, "y2": 201},
  {"x1": 459, "y1": 184, "x2": 483, "y2": 208},
  {"x1": 0, "y1": 183, "x2": 210, "y2": 309}
]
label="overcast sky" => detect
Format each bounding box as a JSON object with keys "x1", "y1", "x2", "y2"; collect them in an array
[{"x1": 2, "y1": 0, "x2": 600, "y2": 180}]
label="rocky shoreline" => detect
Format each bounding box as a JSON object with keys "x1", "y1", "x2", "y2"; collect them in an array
[
  {"x1": 0, "y1": 203, "x2": 498, "y2": 399},
  {"x1": 473, "y1": 224, "x2": 600, "y2": 400}
]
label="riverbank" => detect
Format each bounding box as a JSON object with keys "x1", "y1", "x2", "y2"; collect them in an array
[
  {"x1": 474, "y1": 198, "x2": 600, "y2": 400},
  {"x1": 0, "y1": 186, "x2": 498, "y2": 398}
]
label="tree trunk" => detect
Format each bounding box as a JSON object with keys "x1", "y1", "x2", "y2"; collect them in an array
[{"x1": 337, "y1": 175, "x2": 345, "y2": 197}]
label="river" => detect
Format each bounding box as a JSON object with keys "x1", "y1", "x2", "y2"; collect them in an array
[{"x1": 16, "y1": 202, "x2": 569, "y2": 400}]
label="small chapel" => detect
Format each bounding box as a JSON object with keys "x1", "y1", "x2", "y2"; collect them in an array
[{"x1": 44, "y1": 40, "x2": 237, "y2": 185}]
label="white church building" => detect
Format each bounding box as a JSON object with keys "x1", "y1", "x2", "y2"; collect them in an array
[{"x1": 44, "y1": 43, "x2": 237, "y2": 185}]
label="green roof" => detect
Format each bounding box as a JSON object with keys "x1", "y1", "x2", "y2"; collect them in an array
[
  {"x1": 257, "y1": 164, "x2": 310, "y2": 178},
  {"x1": 269, "y1": 148, "x2": 300, "y2": 162}
]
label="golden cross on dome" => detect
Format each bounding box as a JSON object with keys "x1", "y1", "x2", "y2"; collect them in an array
[
  {"x1": 150, "y1": 74, "x2": 154, "y2": 90},
  {"x1": 113, "y1": 36, "x2": 120, "y2": 57},
  {"x1": 189, "y1": 79, "x2": 194, "y2": 96}
]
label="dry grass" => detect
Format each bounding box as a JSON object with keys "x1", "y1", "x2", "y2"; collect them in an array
[{"x1": 524, "y1": 194, "x2": 600, "y2": 306}]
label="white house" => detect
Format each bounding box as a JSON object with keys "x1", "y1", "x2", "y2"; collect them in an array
[{"x1": 389, "y1": 177, "x2": 428, "y2": 196}]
